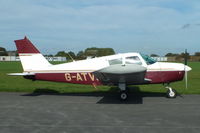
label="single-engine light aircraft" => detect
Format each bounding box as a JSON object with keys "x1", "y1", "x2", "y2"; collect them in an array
[{"x1": 9, "y1": 37, "x2": 192, "y2": 100}]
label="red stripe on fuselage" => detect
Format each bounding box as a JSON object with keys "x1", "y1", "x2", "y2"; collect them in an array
[
  {"x1": 35, "y1": 72, "x2": 102, "y2": 85},
  {"x1": 33, "y1": 71, "x2": 185, "y2": 85}
]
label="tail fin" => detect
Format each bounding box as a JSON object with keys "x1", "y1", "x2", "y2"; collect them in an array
[{"x1": 14, "y1": 37, "x2": 51, "y2": 72}]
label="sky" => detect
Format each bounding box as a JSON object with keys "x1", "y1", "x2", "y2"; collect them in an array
[{"x1": 0, "y1": 0, "x2": 200, "y2": 56}]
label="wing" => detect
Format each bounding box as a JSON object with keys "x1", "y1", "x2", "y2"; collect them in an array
[{"x1": 93, "y1": 64, "x2": 150, "y2": 85}]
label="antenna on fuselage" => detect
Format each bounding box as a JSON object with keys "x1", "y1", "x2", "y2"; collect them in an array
[
  {"x1": 66, "y1": 52, "x2": 75, "y2": 62},
  {"x1": 65, "y1": 50, "x2": 75, "y2": 62}
]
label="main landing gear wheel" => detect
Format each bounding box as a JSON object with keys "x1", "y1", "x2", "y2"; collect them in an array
[
  {"x1": 166, "y1": 87, "x2": 177, "y2": 98},
  {"x1": 120, "y1": 91, "x2": 128, "y2": 101},
  {"x1": 118, "y1": 83, "x2": 129, "y2": 101}
]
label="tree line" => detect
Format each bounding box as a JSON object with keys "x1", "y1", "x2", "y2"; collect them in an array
[
  {"x1": 151, "y1": 52, "x2": 200, "y2": 62},
  {"x1": 54, "y1": 47, "x2": 115, "y2": 60},
  {"x1": 151, "y1": 52, "x2": 200, "y2": 57},
  {"x1": 0, "y1": 47, "x2": 115, "y2": 60},
  {"x1": 1, "y1": 46, "x2": 200, "y2": 61},
  {"x1": 0, "y1": 47, "x2": 8, "y2": 56}
]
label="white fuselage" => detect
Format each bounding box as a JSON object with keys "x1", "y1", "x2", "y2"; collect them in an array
[{"x1": 22, "y1": 52, "x2": 191, "y2": 73}]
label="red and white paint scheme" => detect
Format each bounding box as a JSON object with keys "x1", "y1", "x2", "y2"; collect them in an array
[{"x1": 9, "y1": 37, "x2": 192, "y2": 100}]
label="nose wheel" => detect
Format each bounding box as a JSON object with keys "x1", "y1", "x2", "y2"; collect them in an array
[{"x1": 166, "y1": 86, "x2": 177, "y2": 98}]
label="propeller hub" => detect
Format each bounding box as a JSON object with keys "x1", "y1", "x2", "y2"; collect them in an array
[{"x1": 184, "y1": 65, "x2": 192, "y2": 71}]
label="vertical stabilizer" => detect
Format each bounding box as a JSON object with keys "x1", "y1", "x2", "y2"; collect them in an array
[{"x1": 14, "y1": 37, "x2": 51, "y2": 71}]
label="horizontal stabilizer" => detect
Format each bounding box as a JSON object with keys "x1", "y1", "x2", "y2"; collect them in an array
[{"x1": 8, "y1": 73, "x2": 35, "y2": 76}]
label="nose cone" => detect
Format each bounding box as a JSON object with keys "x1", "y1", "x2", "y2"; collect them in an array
[{"x1": 185, "y1": 65, "x2": 192, "y2": 71}]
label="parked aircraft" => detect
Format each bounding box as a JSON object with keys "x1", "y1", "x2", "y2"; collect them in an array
[{"x1": 9, "y1": 37, "x2": 192, "y2": 100}]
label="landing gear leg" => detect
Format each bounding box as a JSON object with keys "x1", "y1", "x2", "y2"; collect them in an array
[
  {"x1": 165, "y1": 85, "x2": 177, "y2": 98},
  {"x1": 118, "y1": 83, "x2": 128, "y2": 101}
]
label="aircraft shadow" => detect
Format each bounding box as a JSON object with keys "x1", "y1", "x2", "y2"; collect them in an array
[{"x1": 21, "y1": 86, "x2": 169, "y2": 104}]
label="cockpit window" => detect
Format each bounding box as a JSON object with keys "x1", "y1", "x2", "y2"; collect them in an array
[
  {"x1": 141, "y1": 54, "x2": 156, "y2": 65},
  {"x1": 125, "y1": 56, "x2": 142, "y2": 65}
]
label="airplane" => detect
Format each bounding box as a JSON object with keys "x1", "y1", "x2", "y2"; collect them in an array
[{"x1": 9, "y1": 37, "x2": 192, "y2": 100}]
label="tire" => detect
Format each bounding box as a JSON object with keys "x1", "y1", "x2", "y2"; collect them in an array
[
  {"x1": 166, "y1": 89, "x2": 177, "y2": 98},
  {"x1": 120, "y1": 91, "x2": 128, "y2": 101}
]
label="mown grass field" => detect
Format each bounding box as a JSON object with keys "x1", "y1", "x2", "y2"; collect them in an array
[{"x1": 0, "y1": 61, "x2": 200, "y2": 94}]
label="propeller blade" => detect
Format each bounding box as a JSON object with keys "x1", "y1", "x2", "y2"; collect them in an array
[
  {"x1": 184, "y1": 49, "x2": 188, "y2": 65},
  {"x1": 184, "y1": 49, "x2": 188, "y2": 89},
  {"x1": 185, "y1": 70, "x2": 188, "y2": 89}
]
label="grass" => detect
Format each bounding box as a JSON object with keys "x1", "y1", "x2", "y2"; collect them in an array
[{"x1": 0, "y1": 61, "x2": 200, "y2": 94}]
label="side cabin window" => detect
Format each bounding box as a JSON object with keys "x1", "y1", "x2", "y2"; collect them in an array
[
  {"x1": 108, "y1": 56, "x2": 142, "y2": 66},
  {"x1": 125, "y1": 56, "x2": 142, "y2": 65},
  {"x1": 109, "y1": 58, "x2": 122, "y2": 65}
]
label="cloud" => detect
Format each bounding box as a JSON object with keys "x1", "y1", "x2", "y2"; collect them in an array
[
  {"x1": 0, "y1": 0, "x2": 200, "y2": 55},
  {"x1": 181, "y1": 24, "x2": 191, "y2": 29},
  {"x1": 181, "y1": 23, "x2": 200, "y2": 29}
]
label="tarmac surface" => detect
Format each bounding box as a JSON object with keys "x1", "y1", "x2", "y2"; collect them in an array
[{"x1": 0, "y1": 91, "x2": 200, "y2": 133}]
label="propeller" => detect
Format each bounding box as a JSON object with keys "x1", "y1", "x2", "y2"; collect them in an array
[{"x1": 184, "y1": 49, "x2": 188, "y2": 89}]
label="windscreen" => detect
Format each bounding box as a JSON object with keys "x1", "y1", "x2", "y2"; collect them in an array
[{"x1": 140, "y1": 54, "x2": 156, "y2": 65}]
